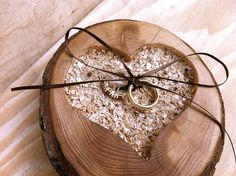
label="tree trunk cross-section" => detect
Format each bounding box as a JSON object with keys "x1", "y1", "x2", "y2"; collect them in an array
[{"x1": 40, "y1": 20, "x2": 224, "y2": 176}]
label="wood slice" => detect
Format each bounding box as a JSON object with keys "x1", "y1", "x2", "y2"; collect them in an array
[{"x1": 40, "y1": 20, "x2": 224, "y2": 176}]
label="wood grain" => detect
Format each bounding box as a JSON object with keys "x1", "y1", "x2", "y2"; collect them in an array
[
  {"x1": 0, "y1": 0, "x2": 102, "y2": 176},
  {"x1": 1, "y1": 0, "x2": 236, "y2": 175},
  {"x1": 0, "y1": 0, "x2": 102, "y2": 93},
  {"x1": 41, "y1": 20, "x2": 224, "y2": 176}
]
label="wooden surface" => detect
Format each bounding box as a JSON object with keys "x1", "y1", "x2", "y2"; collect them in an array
[
  {"x1": 0, "y1": 0, "x2": 236, "y2": 175},
  {"x1": 41, "y1": 20, "x2": 223, "y2": 176}
]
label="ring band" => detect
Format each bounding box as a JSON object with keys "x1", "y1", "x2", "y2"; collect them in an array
[{"x1": 127, "y1": 81, "x2": 159, "y2": 109}]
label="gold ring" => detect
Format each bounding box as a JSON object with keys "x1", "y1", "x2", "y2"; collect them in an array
[{"x1": 127, "y1": 81, "x2": 159, "y2": 109}]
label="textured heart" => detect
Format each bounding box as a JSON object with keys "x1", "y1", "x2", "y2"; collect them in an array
[{"x1": 65, "y1": 44, "x2": 197, "y2": 159}]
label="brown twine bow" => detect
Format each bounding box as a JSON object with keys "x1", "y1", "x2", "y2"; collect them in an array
[{"x1": 11, "y1": 27, "x2": 235, "y2": 162}]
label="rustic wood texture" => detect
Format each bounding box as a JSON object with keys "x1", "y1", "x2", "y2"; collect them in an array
[
  {"x1": 41, "y1": 20, "x2": 224, "y2": 176},
  {"x1": 1, "y1": 0, "x2": 236, "y2": 176},
  {"x1": 0, "y1": 1, "x2": 102, "y2": 176}
]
